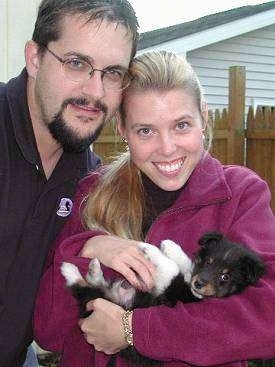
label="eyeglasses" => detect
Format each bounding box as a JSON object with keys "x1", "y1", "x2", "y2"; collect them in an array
[{"x1": 44, "y1": 46, "x2": 132, "y2": 90}]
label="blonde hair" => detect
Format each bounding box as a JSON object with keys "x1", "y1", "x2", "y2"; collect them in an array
[{"x1": 82, "y1": 50, "x2": 212, "y2": 239}]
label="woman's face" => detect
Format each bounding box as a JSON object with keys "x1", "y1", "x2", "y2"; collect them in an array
[{"x1": 119, "y1": 89, "x2": 207, "y2": 191}]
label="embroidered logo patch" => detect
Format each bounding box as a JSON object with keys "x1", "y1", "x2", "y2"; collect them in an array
[{"x1": 56, "y1": 198, "x2": 73, "y2": 217}]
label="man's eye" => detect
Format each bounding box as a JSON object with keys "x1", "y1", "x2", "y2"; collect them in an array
[
  {"x1": 66, "y1": 58, "x2": 87, "y2": 70},
  {"x1": 105, "y1": 69, "x2": 124, "y2": 81}
]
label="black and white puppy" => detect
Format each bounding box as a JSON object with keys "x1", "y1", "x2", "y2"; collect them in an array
[{"x1": 61, "y1": 232, "x2": 265, "y2": 367}]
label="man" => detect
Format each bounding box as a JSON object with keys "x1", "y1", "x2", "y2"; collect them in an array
[{"x1": 0, "y1": 0, "x2": 138, "y2": 366}]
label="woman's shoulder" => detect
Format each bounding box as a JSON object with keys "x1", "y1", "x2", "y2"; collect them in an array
[
  {"x1": 220, "y1": 162, "x2": 271, "y2": 202},
  {"x1": 205, "y1": 154, "x2": 264, "y2": 184},
  {"x1": 222, "y1": 163, "x2": 265, "y2": 185},
  {"x1": 203, "y1": 154, "x2": 269, "y2": 196},
  {"x1": 78, "y1": 167, "x2": 104, "y2": 193}
]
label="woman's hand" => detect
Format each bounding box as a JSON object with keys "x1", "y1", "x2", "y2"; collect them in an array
[
  {"x1": 79, "y1": 298, "x2": 130, "y2": 354},
  {"x1": 79, "y1": 235, "x2": 155, "y2": 290}
]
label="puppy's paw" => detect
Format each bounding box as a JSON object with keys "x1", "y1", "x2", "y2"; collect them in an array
[
  {"x1": 86, "y1": 258, "x2": 107, "y2": 287},
  {"x1": 138, "y1": 242, "x2": 180, "y2": 296},
  {"x1": 61, "y1": 262, "x2": 83, "y2": 286},
  {"x1": 138, "y1": 242, "x2": 163, "y2": 264},
  {"x1": 161, "y1": 240, "x2": 193, "y2": 283},
  {"x1": 161, "y1": 239, "x2": 183, "y2": 260}
]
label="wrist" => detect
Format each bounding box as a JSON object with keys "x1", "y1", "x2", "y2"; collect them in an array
[
  {"x1": 78, "y1": 237, "x2": 98, "y2": 257},
  {"x1": 122, "y1": 310, "x2": 133, "y2": 347}
]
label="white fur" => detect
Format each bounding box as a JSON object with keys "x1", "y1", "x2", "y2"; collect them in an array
[
  {"x1": 160, "y1": 239, "x2": 193, "y2": 284},
  {"x1": 107, "y1": 280, "x2": 136, "y2": 309},
  {"x1": 138, "y1": 242, "x2": 180, "y2": 296},
  {"x1": 61, "y1": 262, "x2": 83, "y2": 286},
  {"x1": 86, "y1": 258, "x2": 108, "y2": 287},
  {"x1": 87, "y1": 259, "x2": 136, "y2": 308}
]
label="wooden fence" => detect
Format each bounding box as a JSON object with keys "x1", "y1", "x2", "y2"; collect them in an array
[{"x1": 93, "y1": 66, "x2": 275, "y2": 213}]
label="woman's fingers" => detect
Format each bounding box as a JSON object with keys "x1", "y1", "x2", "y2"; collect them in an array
[
  {"x1": 111, "y1": 249, "x2": 155, "y2": 290},
  {"x1": 81, "y1": 235, "x2": 157, "y2": 290}
]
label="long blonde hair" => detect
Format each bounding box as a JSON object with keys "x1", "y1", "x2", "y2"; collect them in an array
[{"x1": 82, "y1": 50, "x2": 212, "y2": 240}]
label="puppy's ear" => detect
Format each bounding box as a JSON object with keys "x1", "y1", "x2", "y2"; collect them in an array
[
  {"x1": 240, "y1": 255, "x2": 266, "y2": 285},
  {"x1": 198, "y1": 232, "x2": 223, "y2": 247}
]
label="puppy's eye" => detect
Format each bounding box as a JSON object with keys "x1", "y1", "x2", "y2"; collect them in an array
[{"x1": 220, "y1": 273, "x2": 230, "y2": 282}]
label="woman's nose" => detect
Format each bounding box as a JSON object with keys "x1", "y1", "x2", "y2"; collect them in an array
[{"x1": 159, "y1": 134, "x2": 177, "y2": 156}]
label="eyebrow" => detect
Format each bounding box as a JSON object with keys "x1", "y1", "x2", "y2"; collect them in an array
[
  {"x1": 63, "y1": 51, "x2": 129, "y2": 71},
  {"x1": 174, "y1": 114, "x2": 194, "y2": 121},
  {"x1": 130, "y1": 123, "x2": 154, "y2": 130},
  {"x1": 130, "y1": 115, "x2": 194, "y2": 129},
  {"x1": 63, "y1": 51, "x2": 95, "y2": 64}
]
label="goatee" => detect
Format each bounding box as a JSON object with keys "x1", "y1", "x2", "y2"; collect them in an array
[{"x1": 48, "y1": 97, "x2": 107, "y2": 153}]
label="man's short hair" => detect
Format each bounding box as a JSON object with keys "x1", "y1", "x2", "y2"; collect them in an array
[{"x1": 32, "y1": 0, "x2": 139, "y2": 58}]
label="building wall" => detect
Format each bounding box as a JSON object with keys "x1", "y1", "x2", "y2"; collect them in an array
[
  {"x1": 187, "y1": 24, "x2": 275, "y2": 111},
  {"x1": 0, "y1": 0, "x2": 39, "y2": 82},
  {"x1": 2, "y1": 3, "x2": 275, "y2": 113}
]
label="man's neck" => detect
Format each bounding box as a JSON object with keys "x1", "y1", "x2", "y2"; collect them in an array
[{"x1": 27, "y1": 78, "x2": 63, "y2": 179}]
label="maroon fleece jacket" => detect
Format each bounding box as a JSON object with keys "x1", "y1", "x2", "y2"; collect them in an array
[{"x1": 34, "y1": 154, "x2": 275, "y2": 367}]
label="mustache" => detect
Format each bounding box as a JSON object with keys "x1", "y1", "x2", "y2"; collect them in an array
[{"x1": 62, "y1": 97, "x2": 107, "y2": 115}]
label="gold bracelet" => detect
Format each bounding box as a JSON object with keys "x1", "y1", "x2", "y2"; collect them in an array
[{"x1": 122, "y1": 310, "x2": 133, "y2": 346}]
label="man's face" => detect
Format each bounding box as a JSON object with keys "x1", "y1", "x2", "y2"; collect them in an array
[{"x1": 32, "y1": 16, "x2": 132, "y2": 152}]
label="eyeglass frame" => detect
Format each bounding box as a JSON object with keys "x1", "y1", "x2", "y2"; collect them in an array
[{"x1": 42, "y1": 45, "x2": 133, "y2": 90}]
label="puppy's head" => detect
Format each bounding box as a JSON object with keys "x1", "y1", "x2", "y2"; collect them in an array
[{"x1": 191, "y1": 232, "x2": 266, "y2": 298}]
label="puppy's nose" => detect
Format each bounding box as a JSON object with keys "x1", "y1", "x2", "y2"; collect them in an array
[{"x1": 194, "y1": 278, "x2": 207, "y2": 289}]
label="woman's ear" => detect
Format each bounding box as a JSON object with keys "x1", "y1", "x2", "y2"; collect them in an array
[
  {"x1": 201, "y1": 101, "x2": 208, "y2": 130},
  {"x1": 116, "y1": 116, "x2": 126, "y2": 138},
  {"x1": 25, "y1": 40, "x2": 41, "y2": 79}
]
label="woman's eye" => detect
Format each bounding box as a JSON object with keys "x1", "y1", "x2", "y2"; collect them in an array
[
  {"x1": 177, "y1": 121, "x2": 188, "y2": 130},
  {"x1": 137, "y1": 127, "x2": 152, "y2": 136}
]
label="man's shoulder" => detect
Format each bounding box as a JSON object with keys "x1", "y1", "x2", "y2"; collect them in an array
[
  {"x1": 0, "y1": 70, "x2": 27, "y2": 100},
  {"x1": 0, "y1": 81, "x2": 9, "y2": 117},
  {"x1": 0, "y1": 80, "x2": 7, "y2": 99}
]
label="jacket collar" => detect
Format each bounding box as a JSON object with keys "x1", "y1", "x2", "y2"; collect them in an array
[{"x1": 173, "y1": 153, "x2": 232, "y2": 209}]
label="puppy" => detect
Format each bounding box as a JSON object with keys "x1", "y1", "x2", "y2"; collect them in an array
[{"x1": 61, "y1": 232, "x2": 266, "y2": 367}]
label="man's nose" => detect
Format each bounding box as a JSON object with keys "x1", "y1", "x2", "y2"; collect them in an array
[{"x1": 81, "y1": 71, "x2": 105, "y2": 99}]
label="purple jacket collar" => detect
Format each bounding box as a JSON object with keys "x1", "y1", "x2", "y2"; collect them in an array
[{"x1": 172, "y1": 153, "x2": 232, "y2": 209}]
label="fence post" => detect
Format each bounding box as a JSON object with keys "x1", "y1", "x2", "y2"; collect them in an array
[{"x1": 228, "y1": 66, "x2": 246, "y2": 165}]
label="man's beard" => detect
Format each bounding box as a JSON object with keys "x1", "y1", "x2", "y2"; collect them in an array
[{"x1": 48, "y1": 97, "x2": 108, "y2": 153}]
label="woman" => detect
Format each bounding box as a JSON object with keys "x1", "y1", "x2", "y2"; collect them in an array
[{"x1": 34, "y1": 51, "x2": 275, "y2": 367}]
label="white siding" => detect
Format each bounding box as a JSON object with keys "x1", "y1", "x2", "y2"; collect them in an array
[
  {"x1": 0, "y1": 0, "x2": 39, "y2": 82},
  {"x1": 2, "y1": 4, "x2": 275, "y2": 112},
  {"x1": 187, "y1": 24, "x2": 275, "y2": 111}
]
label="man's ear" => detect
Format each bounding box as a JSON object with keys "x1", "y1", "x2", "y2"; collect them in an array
[{"x1": 25, "y1": 40, "x2": 41, "y2": 79}]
